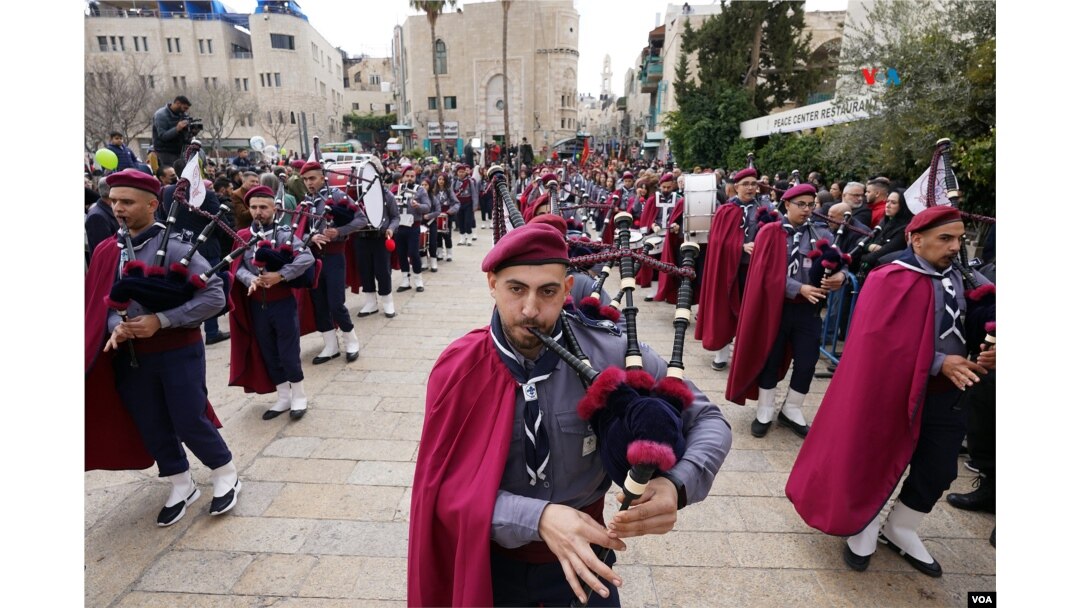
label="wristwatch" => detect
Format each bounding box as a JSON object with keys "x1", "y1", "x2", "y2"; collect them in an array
[{"x1": 657, "y1": 471, "x2": 688, "y2": 510}]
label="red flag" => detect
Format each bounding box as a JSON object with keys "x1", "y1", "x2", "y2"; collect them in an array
[{"x1": 580, "y1": 138, "x2": 591, "y2": 168}]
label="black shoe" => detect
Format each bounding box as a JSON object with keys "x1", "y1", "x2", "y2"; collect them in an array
[
  {"x1": 312, "y1": 352, "x2": 340, "y2": 365},
  {"x1": 209, "y1": 480, "x2": 241, "y2": 516},
  {"x1": 205, "y1": 332, "x2": 230, "y2": 346},
  {"x1": 416, "y1": 286, "x2": 424, "y2": 293},
  {"x1": 290, "y1": 409, "x2": 307, "y2": 420},
  {"x1": 397, "y1": 284, "x2": 412, "y2": 292},
  {"x1": 644, "y1": 295, "x2": 655, "y2": 302},
  {"x1": 879, "y1": 534, "x2": 942, "y2": 577},
  {"x1": 946, "y1": 476, "x2": 995, "y2": 513},
  {"x1": 843, "y1": 544, "x2": 871, "y2": 572},
  {"x1": 710, "y1": 360, "x2": 728, "y2": 371},
  {"x1": 346, "y1": 350, "x2": 359, "y2": 363},
  {"x1": 157, "y1": 486, "x2": 200, "y2": 527},
  {"x1": 778, "y1": 412, "x2": 810, "y2": 438},
  {"x1": 262, "y1": 409, "x2": 287, "y2": 420},
  {"x1": 827, "y1": 362, "x2": 838, "y2": 373},
  {"x1": 357, "y1": 309, "x2": 378, "y2": 318},
  {"x1": 750, "y1": 418, "x2": 772, "y2": 438}
]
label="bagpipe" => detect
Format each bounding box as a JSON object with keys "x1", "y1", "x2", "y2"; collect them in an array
[
  {"x1": 490, "y1": 165, "x2": 700, "y2": 607},
  {"x1": 105, "y1": 142, "x2": 245, "y2": 367},
  {"x1": 249, "y1": 185, "x2": 319, "y2": 289}
]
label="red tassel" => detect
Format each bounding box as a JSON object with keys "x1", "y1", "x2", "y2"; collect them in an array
[
  {"x1": 257, "y1": 240, "x2": 272, "y2": 248},
  {"x1": 626, "y1": 440, "x2": 677, "y2": 471},
  {"x1": 841, "y1": 253, "x2": 852, "y2": 264},
  {"x1": 122, "y1": 259, "x2": 147, "y2": 277},
  {"x1": 625, "y1": 369, "x2": 656, "y2": 393},
  {"x1": 654, "y1": 375, "x2": 694, "y2": 410},
  {"x1": 189, "y1": 274, "x2": 207, "y2": 289},
  {"x1": 147, "y1": 265, "x2": 167, "y2": 277},
  {"x1": 985, "y1": 321, "x2": 996, "y2": 333},
  {"x1": 815, "y1": 238, "x2": 830, "y2": 248},
  {"x1": 577, "y1": 367, "x2": 625, "y2": 420},
  {"x1": 807, "y1": 249, "x2": 822, "y2": 259},
  {"x1": 580, "y1": 296, "x2": 601, "y2": 310},
  {"x1": 965, "y1": 284, "x2": 996, "y2": 302},
  {"x1": 170, "y1": 262, "x2": 190, "y2": 277},
  {"x1": 103, "y1": 296, "x2": 129, "y2": 310},
  {"x1": 279, "y1": 244, "x2": 294, "y2": 256},
  {"x1": 599, "y1": 305, "x2": 621, "y2": 323}
]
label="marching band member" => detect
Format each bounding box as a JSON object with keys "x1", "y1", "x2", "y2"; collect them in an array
[
  {"x1": 298, "y1": 161, "x2": 364, "y2": 363},
  {"x1": 394, "y1": 165, "x2": 431, "y2": 295},
  {"x1": 453, "y1": 164, "x2": 478, "y2": 245},
  {"x1": 408, "y1": 222, "x2": 730, "y2": 607},
  {"x1": 726, "y1": 184, "x2": 846, "y2": 439},
  {"x1": 85, "y1": 169, "x2": 240, "y2": 526},
  {"x1": 228, "y1": 186, "x2": 316, "y2": 420},
  {"x1": 636, "y1": 173, "x2": 681, "y2": 301},
  {"x1": 787, "y1": 205, "x2": 995, "y2": 577},
  {"x1": 353, "y1": 175, "x2": 401, "y2": 319},
  {"x1": 424, "y1": 172, "x2": 459, "y2": 266}
]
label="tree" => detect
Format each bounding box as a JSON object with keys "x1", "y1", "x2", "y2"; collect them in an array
[
  {"x1": 193, "y1": 83, "x2": 257, "y2": 160},
  {"x1": 259, "y1": 108, "x2": 299, "y2": 151},
  {"x1": 84, "y1": 54, "x2": 161, "y2": 152},
  {"x1": 409, "y1": 0, "x2": 458, "y2": 157},
  {"x1": 502, "y1": 0, "x2": 512, "y2": 159},
  {"x1": 829, "y1": 0, "x2": 995, "y2": 214}
]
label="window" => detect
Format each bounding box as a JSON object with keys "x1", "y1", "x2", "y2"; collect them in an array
[
  {"x1": 243, "y1": 78, "x2": 249, "y2": 91},
  {"x1": 443, "y1": 96, "x2": 457, "y2": 110},
  {"x1": 260, "y1": 73, "x2": 266, "y2": 87},
  {"x1": 204, "y1": 77, "x2": 210, "y2": 88},
  {"x1": 267, "y1": 111, "x2": 273, "y2": 124},
  {"x1": 428, "y1": 96, "x2": 437, "y2": 110},
  {"x1": 97, "y1": 36, "x2": 107, "y2": 52},
  {"x1": 199, "y1": 39, "x2": 205, "y2": 54},
  {"x1": 139, "y1": 75, "x2": 155, "y2": 89},
  {"x1": 173, "y1": 76, "x2": 180, "y2": 89},
  {"x1": 279, "y1": 111, "x2": 285, "y2": 123},
  {"x1": 386, "y1": 103, "x2": 392, "y2": 114},
  {"x1": 181, "y1": 76, "x2": 187, "y2": 89},
  {"x1": 369, "y1": 74, "x2": 381, "y2": 85},
  {"x1": 207, "y1": 39, "x2": 213, "y2": 54},
  {"x1": 167, "y1": 38, "x2": 180, "y2": 53},
  {"x1": 270, "y1": 33, "x2": 295, "y2": 50},
  {"x1": 290, "y1": 112, "x2": 296, "y2": 124},
  {"x1": 134, "y1": 37, "x2": 141, "y2": 52},
  {"x1": 353, "y1": 72, "x2": 363, "y2": 83},
  {"x1": 247, "y1": 113, "x2": 255, "y2": 127},
  {"x1": 235, "y1": 77, "x2": 241, "y2": 91},
  {"x1": 141, "y1": 36, "x2": 148, "y2": 52},
  {"x1": 435, "y1": 39, "x2": 447, "y2": 75},
  {"x1": 274, "y1": 72, "x2": 281, "y2": 87},
  {"x1": 312, "y1": 41, "x2": 319, "y2": 60},
  {"x1": 320, "y1": 82, "x2": 327, "y2": 98},
  {"x1": 352, "y1": 103, "x2": 360, "y2": 111}
]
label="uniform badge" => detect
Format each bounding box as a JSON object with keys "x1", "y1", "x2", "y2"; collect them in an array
[
  {"x1": 583, "y1": 434, "x2": 597, "y2": 456},
  {"x1": 179, "y1": 229, "x2": 195, "y2": 243},
  {"x1": 522, "y1": 382, "x2": 538, "y2": 402}
]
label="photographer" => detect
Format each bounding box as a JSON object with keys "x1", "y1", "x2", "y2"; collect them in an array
[{"x1": 152, "y1": 95, "x2": 198, "y2": 169}]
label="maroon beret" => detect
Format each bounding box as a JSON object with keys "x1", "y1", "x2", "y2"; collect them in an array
[
  {"x1": 289, "y1": 159, "x2": 305, "y2": 170},
  {"x1": 781, "y1": 183, "x2": 817, "y2": 201},
  {"x1": 455, "y1": 164, "x2": 471, "y2": 172},
  {"x1": 622, "y1": 171, "x2": 635, "y2": 180},
  {"x1": 300, "y1": 161, "x2": 323, "y2": 175},
  {"x1": 105, "y1": 168, "x2": 161, "y2": 197},
  {"x1": 906, "y1": 205, "x2": 962, "y2": 234},
  {"x1": 539, "y1": 172, "x2": 558, "y2": 184},
  {"x1": 528, "y1": 213, "x2": 568, "y2": 237},
  {"x1": 244, "y1": 185, "x2": 275, "y2": 206},
  {"x1": 659, "y1": 172, "x2": 675, "y2": 184},
  {"x1": 732, "y1": 168, "x2": 759, "y2": 183},
  {"x1": 481, "y1": 224, "x2": 570, "y2": 272}
]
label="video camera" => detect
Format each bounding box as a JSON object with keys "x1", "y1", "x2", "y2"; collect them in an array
[{"x1": 182, "y1": 115, "x2": 204, "y2": 141}]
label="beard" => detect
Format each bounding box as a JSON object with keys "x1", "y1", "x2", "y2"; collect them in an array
[{"x1": 501, "y1": 318, "x2": 551, "y2": 356}]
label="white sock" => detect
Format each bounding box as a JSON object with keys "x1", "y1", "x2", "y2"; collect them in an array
[
  {"x1": 359, "y1": 291, "x2": 378, "y2": 314},
  {"x1": 756, "y1": 387, "x2": 776, "y2": 423},
  {"x1": 414, "y1": 275, "x2": 424, "y2": 289},
  {"x1": 713, "y1": 344, "x2": 731, "y2": 365},
  {"x1": 882, "y1": 501, "x2": 935, "y2": 564},
  {"x1": 343, "y1": 329, "x2": 360, "y2": 355},
  {"x1": 781, "y1": 389, "x2": 808, "y2": 426},
  {"x1": 270, "y1": 383, "x2": 291, "y2": 412},
  {"x1": 847, "y1": 514, "x2": 882, "y2": 557},
  {"x1": 379, "y1": 294, "x2": 396, "y2": 316},
  {"x1": 210, "y1": 460, "x2": 238, "y2": 498},
  {"x1": 165, "y1": 471, "x2": 195, "y2": 507},
  {"x1": 430, "y1": 257, "x2": 438, "y2": 271},
  {"x1": 290, "y1": 380, "x2": 308, "y2": 412},
  {"x1": 317, "y1": 330, "x2": 339, "y2": 357}
]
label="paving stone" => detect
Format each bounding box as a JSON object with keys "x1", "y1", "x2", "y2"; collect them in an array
[
  {"x1": 732, "y1": 496, "x2": 810, "y2": 533},
  {"x1": 311, "y1": 438, "x2": 418, "y2": 462},
  {"x1": 85, "y1": 480, "x2": 144, "y2": 531},
  {"x1": 311, "y1": 393, "x2": 383, "y2": 412},
  {"x1": 231, "y1": 553, "x2": 319, "y2": 596},
  {"x1": 135, "y1": 550, "x2": 254, "y2": 594},
  {"x1": 377, "y1": 396, "x2": 426, "y2": 413},
  {"x1": 347, "y1": 461, "x2": 416, "y2": 486},
  {"x1": 263, "y1": 437, "x2": 323, "y2": 458},
  {"x1": 300, "y1": 521, "x2": 409, "y2": 557},
  {"x1": 229, "y1": 481, "x2": 285, "y2": 518},
  {"x1": 264, "y1": 483, "x2": 404, "y2": 521},
  {"x1": 707, "y1": 471, "x2": 772, "y2": 497},
  {"x1": 650, "y1": 566, "x2": 831, "y2": 607},
  {"x1": 672, "y1": 496, "x2": 747, "y2": 532},
  {"x1": 179, "y1": 516, "x2": 317, "y2": 554},
  {"x1": 619, "y1": 531, "x2": 739, "y2": 567},
  {"x1": 726, "y1": 532, "x2": 843, "y2": 569},
  {"x1": 815, "y1": 570, "x2": 996, "y2": 607},
  {"x1": 244, "y1": 457, "x2": 357, "y2": 484},
  {"x1": 115, "y1": 592, "x2": 265, "y2": 608},
  {"x1": 718, "y1": 449, "x2": 770, "y2": 472},
  {"x1": 279, "y1": 410, "x2": 405, "y2": 440},
  {"x1": 614, "y1": 564, "x2": 659, "y2": 608}
]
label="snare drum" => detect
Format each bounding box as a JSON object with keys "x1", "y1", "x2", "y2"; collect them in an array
[
  {"x1": 436, "y1": 213, "x2": 450, "y2": 235},
  {"x1": 643, "y1": 234, "x2": 665, "y2": 256},
  {"x1": 419, "y1": 224, "x2": 429, "y2": 251},
  {"x1": 627, "y1": 231, "x2": 644, "y2": 250}
]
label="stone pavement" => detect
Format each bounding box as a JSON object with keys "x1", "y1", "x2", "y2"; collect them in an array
[{"x1": 86, "y1": 225, "x2": 995, "y2": 607}]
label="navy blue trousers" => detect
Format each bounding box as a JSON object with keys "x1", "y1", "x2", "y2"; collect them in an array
[
  {"x1": 490, "y1": 550, "x2": 619, "y2": 607},
  {"x1": 758, "y1": 301, "x2": 821, "y2": 394},
  {"x1": 457, "y1": 201, "x2": 475, "y2": 235},
  {"x1": 899, "y1": 387, "x2": 968, "y2": 512},
  {"x1": 395, "y1": 225, "x2": 422, "y2": 274},
  {"x1": 251, "y1": 297, "x2": 303, "y2": 385},
  {"x1": 114, "y1": 341, "x2": 232, "y2": 476},
  {"x1": 311, "y1": 251, "x2": 354, "y2": 332},
  {"x1": 354, "y1": 235, "x2": 393, "y2": 295}
]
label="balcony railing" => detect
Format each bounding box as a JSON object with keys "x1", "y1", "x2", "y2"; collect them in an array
[{"x1": 232, "y1": 51, "x2": 253, "y2": 59}]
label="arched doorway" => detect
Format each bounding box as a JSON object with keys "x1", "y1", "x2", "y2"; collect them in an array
[{"x1": 485, "y1": 73, "x2": 511, "y2": 140}]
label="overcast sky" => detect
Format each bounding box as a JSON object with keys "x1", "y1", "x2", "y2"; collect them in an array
[{"x1": 228, "y1": 0, "x2": 848, "y2": 97}]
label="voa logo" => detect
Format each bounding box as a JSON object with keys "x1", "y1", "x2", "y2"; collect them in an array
[{"x1": 860, "y1": 68, "x2": 901, "y2": 86}]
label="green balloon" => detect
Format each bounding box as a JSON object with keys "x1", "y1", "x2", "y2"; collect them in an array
[{"x1": 95, "y1": 148, "x2": 119, "y2": 171}]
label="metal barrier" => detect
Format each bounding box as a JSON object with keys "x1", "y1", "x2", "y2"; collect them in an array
[{"x1": 819, "y1": 270, "x2": 860, "y2": 365}]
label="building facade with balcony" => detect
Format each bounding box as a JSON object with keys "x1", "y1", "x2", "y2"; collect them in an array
[
  {"x1": 85, "y1": 0, "x2": 349, "y2": 159},
  {"x1": 395, "y1": 0, "x2": 579, "y2": 159}
]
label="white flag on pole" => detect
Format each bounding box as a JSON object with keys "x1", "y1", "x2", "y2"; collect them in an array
[
  {"x1": 905, "y1": 155, "x2": 949, "y2": 215},
  {"x1": 181, "y1": 155, "x2": 206, "y2": 209}
]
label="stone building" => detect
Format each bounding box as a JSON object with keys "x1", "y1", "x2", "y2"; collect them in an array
[
  {"x1": 85, "y1": 0, "x2": 349, "y2": 160},
  {"x1": 394, "y1": 0, "x2": 580, "y2": 158}
]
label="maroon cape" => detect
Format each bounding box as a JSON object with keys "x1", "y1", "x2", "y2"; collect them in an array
[
  {"x1": 408, "y1": 329, "x2": 518, "y2": 607},
  {"x1": 654, "y1": 201, "x2": 689, "y2": 305},
  {"x1": 785, "y1": 264, "x2": 936, "y2": 536},
  {"x1": 725, "y1": 221, "x2": 788, "y2": 405},
  {"x1": 635, "y1": 198, "x2": 683, "y2": 289},
  {"x1": 226, "y1": 229, "x2": 323, "y2": 394},
  {"x1": 85, "y1": 238, "x2": 221, "y2": 472},
  {"x1": 695, "y1": 204, "x2": 745, "y2": 350}
]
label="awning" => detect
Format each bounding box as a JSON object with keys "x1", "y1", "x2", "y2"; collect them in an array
[
  {"x1": 642, "y1": 142, "x2": 660, "y2": 149},
  {"x1": 645, "y1": 131, "x2": 664, "y2": 141},
  {"x1": 390, "y1": 124, "x2": 414, "y2": 130}
]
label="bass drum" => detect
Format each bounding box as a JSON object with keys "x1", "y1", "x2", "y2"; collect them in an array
[{"x1": 682, "y1": 173, "x2": 717, "y2": 245}]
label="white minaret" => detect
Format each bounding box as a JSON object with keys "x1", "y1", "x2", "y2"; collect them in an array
[{"x1": 601, "y1": 54, "x2": 612, "y2": 98}]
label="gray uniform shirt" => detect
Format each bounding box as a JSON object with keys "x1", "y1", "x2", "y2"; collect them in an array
[
  {"x1": 779, "y1": 218, "x2": 833, "y2": 299},
  {"x1": 396, "y1": 183, "x2": 432, "y2": 227},
  {"x1": 490, "y1": 315, "x2": 732, "y2": 548},
  {"x1": 107, "y1": 224, "x2": 225, "y2": 332},
  {"x1": 235, "y1": 223, "x2": 315, "y2": 287}
]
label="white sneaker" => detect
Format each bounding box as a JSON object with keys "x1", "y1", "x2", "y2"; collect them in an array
[
  {"x1": 414, "y1": 274, "x2": 425, "y2": 293},
  {"x1": 379, "y1": 293, "x2": 396, "y2": 318},
  {"x1": 446, "y1": 250, "x2": 453, "y2": 262}
]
